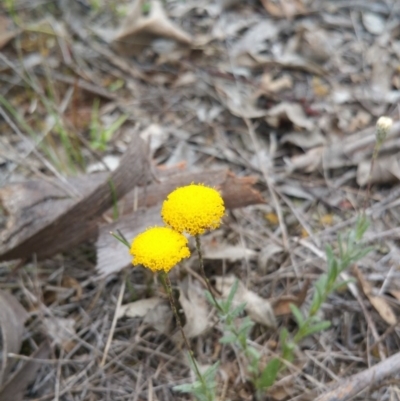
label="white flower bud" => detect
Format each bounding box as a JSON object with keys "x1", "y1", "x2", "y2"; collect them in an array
[{"x1": 376, "y1": 116, "x2": 393, "y2": 145}]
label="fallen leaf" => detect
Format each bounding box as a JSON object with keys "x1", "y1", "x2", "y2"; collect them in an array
[
  {"x1": 139, "y1": 124, "x2": 169, "y2": 154},
  {"x1": 389, "y1": 290, "x2": 400, "y2": 302},
  {"x1": 260, "y1": 73, "x2": 293, "y2": 93},
  {"x1": 118, "y1": 297, "x2": 173, "y2": 334},
  {"x1": 231, "y1": 20, "x2": 279, "y2": 64},
  {"x1": 0, "y1": 291, "x2": 28, "y2": 388},
  {"x1": 353, "y1": 266, "x2": 397, "y2": 325},
  {"x1": 214, "y1": 275, "x2": 277, "y2": 328},
  {"x1": 203, "y1": 243, "x2": 258, "y2": 262},
  {"x1": 357, "y1": 154, "x2": 400, "y2": 186},
  {"x1": 112, "y1": 0, "x2": 192, "y2": 56},
  {"x1": 362, "y1": 12, "x2": 385, "y2": 35},
  {"x1": 260, "y1": 0, "x2": 306, "y2": 19},
  {"x1": 117, "y1": 297, "x2": 164, "y2": 319},
  {"x1": 143, "y1": 302, "x2": 173, "y2": 334},
  {"x1": 266, "y1": 102, "x2": 314, "y2": 131},
  {"x1": 0, "y1": 342, "x2": 51, "y2": 401},
  {"x1": 178, "y1": 280, "x2": 210, "y2": 339},
  {"x1": 285, "y1": 146, "x2": 324, "y2": 172},
  {"x1": 281, "y1": 129, "x2": 326, "y2": 149},
  {"x1": 257, "y1": 243, "x2": 284, "y2": 274},
  {"x1": 272, "y1": 279, "x2": 310, "y2": 316},
  {"x1": 215, "y1": 81, "x2": 267, "y2": 119}
]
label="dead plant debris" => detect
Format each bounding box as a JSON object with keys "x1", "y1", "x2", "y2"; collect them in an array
[{"x1": 1, "y1": 0, "x2": 400, "y2": 400}]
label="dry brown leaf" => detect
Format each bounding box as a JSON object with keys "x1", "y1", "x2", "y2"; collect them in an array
[
  {"x1": 178, "y1": 280, "x2": 210, "y2": 339},
  {"x1": 357, "y1": 155, "x2": 400, "y2": 186},
  {"x1": 203, "y1": 243, "x2": 257, "y2": 262},
  {"x1": 260, "y1": 0, "x2": 306, "y2": 19},
  {"x1": 231, "y1": 20, "x2": 279, "y2": 63},
  {"x1": 389, "y1": 289, "x2": 400, "y2": 302},
  {"x1": 215, "y1": 81, "x2": 267, "y2": 119},
  {"x1": 118, "y1": 297, "x2": 173, "y2": 335},
  {"x1": 354, "y1": 266, "x2": 397, "y2": 325},
  {"x1": 260, "y1": 73, "x2": 293, "y2": 93},
  {"x1": 0, "y1": 291, "x2": 28, "y2": 388},
  {"x1": 0, "y1": 342, "x2": 50, "y2": 401},
  {"x1": 117, "y1": 297, "x2": 164, "y2": 319},
  {"x1": 266, "y1": 102, "x2": 314, "y2": 131},
  {"x1": 257, "y1": 243, "x2": 284, "y2": 274},
  {"x1": 281, "y1": 129, "x2": 326, "y2": 149},
  {"x1": 272, "y1": 279, "x2": 310, "y2": 316},
  {"x1": 112, "y1": 0, "x2": 192, "y2": 56},
  {"x1": 214, "y1": 275, "x2": 277, "y2": 328},
  {"x1": 286, "y1": 146, "x2": 324, "y2": 172}
]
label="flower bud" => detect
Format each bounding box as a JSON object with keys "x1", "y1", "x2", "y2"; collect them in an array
[{"x1": 376, "y1": 116, "x2": 393, "y2": 145}]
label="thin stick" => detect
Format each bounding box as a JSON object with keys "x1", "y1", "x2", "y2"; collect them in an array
[
  {"x1": 160, "y1": 272, "x2": 210, "y2": 398},
  {"x1": 195, "y1": 235, "x2": 223, "y2": 313},
  {"x1": 100, "y1": 274, "x2": 126, "y2": 366},
  {"x1": 315, "y1": 351, "x2": 400, "y2": 401}
]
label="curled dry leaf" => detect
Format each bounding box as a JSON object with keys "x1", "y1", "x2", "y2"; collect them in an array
[
  {"x1": 117, "y1": 297, "x2": 164, "y2": 319},
  {"x1": 0, "y1": 291, "x2": 28, "y2": 388},
  {"x1": 118, "y1": 297, "x2": 173, "y2": 334},
  {"x1": 260, "y1": 0, "x2": 307, "y2": 19},
  {"x1": 203, "y1": 243, "x2": 257, "y2": 262},
  {"x1": 266, "y1": 102, "x2": 314, "y2": 131},
  {"x1": 112, "y1": 0, "x2": 192, "y2": 57},
  {"x1": 272, "y1": 279, "x2": 310, "y2": 316},
  {"x1": 357, "y1": 155, "x2": 400, "y2": 186},
  {"x1": 353, "y1": 266, "x2": 397, "y2": 326},
  {"x1": 214, "y1": 275, "x2": 277, "y2": 328},
  {"x1": 257, "y1": 243, "x2": 284, "y2": 274},
  {"x1": 177, "y1": 280, "x2": 210, "y2": 339},
  {"x1": 215, "y1": 81, "x2": 267, "y2": 119}
]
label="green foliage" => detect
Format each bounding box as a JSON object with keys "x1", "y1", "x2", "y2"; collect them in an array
[
  {"x1": 202, "y1": 215, "x2": 373, "y2": 396},
  {"x1": 256, "y1": 358, "x2": 280, "y2": 389},
  {"x1": 173, "y1": 360, "x2": 219, "y2": 401},
  {"x1": 90, "y1": 99, "x2": 128, "y2": 151}
]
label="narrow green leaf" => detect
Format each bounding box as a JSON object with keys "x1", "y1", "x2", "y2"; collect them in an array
[
  {"x1": 258, "y1": 358, "x2": 280, "y2": 389},
  {"x1": 219, "y1": 333, "x2": 237, "y2": 344},
  {"x1": 289, "y1": 304, "x2": 304, "y2": 327},
  {"x1": 302, "y1": 320, "x2": 331, "y2": 337},
  {"x1": 227, "y1": 279, "x2": 239, "y2": 309}
]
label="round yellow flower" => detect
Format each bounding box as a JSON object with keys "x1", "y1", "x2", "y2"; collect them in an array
[
  {"x1": 130, "y1": 227, "x2": 190, "y2": 272},
  {"x1": 161, "y1": 184, "x2": 225, "y2": 236}
]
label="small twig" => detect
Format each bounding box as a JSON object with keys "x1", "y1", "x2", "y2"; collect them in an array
[
  {"x1": 315, "y1": 351, "x2": 400, "y2": 401},
  {"x1": 195, "y1": 235, "x2": 223, "y2": 313},
  {"x1": 100, "y1": 271, "x2": 127, "y2": 366}
]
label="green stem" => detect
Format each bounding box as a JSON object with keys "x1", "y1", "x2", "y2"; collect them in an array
[
  {"x1": 159, "y1": 271, "x2": 211, "y2": 400},
  {"x1": 195, "y1": 235, "x2": 223, "y2": 313}
]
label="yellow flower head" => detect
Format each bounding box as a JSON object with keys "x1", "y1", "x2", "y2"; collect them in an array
[
  {"x1": 130, "y1": 227, "x2": 190, "y2": 272},
  {"x1": 161, "y1": 184, "x2": 225, "y2": 236}
]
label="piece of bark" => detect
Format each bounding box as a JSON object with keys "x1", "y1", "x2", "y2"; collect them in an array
[
  {"x1": 0, "y1": 137, "x2": 151, "y2": 261},
  {"x1": 0, "y1": 342, "x2": 51, "y2": 401},
  {"x1": 0, "y1": 167, "x2": 263, "y2": 262},
  {"x1": 314, "y1": 351, "x2": 400, "y2": 401}
]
